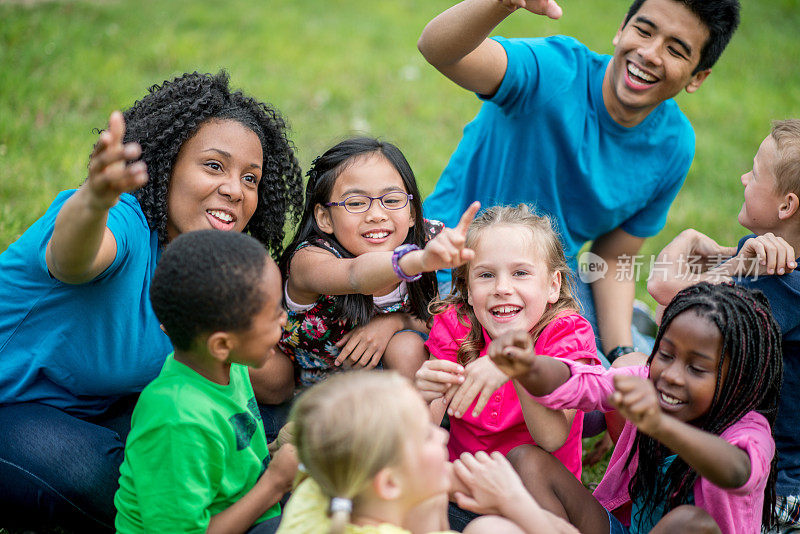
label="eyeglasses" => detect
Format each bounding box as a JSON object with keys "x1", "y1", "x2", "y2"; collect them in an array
[{"x1": 325, "y1": 192, "x2": 413, "y2": 214}]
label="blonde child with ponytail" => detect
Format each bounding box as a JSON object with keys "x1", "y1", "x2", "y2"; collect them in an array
[{"x1": 276, "y1": 371, "x2": 577, "y2": 534}]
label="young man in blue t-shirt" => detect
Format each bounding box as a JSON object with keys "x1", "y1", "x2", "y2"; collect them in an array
[
  {"x1": 418, "y1": 0, "x2": 740, "y2": 362},
  {"x1": 648, "y1": 120, "x2": 800, "y2": 529}
]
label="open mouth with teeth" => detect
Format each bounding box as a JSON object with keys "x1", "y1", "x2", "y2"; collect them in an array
[
  {"x1": 490, "y1": 304, "x2": 522, "y2": 321},
  {"x1": 657, "y1": 390, "x2": 686, "y2": 409},
  {"x1": 625, "y1": 61, "x2": 659, "y2": 89},
  {"x1": 206, "y1": 209, "x2": 236, "y2": 230},
  {"x1": 362, "y1": 230, "x2": 391, "y2": 243}
]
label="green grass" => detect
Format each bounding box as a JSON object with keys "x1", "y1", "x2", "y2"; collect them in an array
[
  {"x1": 2, "y1": 0, "x2": 799, "y2": 304},
  {"x1": 1, "y1": 0, "x2": 799, "y2": 530}
]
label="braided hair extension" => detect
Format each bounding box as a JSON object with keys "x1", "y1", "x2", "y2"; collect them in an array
[
  {"x1": 94, "y1": 71, "x2": 303, "y2": 255},
  {"x1": 625, "y1": 282, "x2": 782, "y2": 528},
  {"x1": 278, "y1": 137, "x2": 437, "y2": 327}
]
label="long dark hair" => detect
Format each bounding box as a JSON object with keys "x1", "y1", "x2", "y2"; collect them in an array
[
  {"x1": 101, "y1": 70, "x2": 303, "y2": 255},
  {"x1": 279, "y1": 137, "x2": 437, "y2": 326},
  {"x1": 626, "y1": 282, "x2": 782, "y2": 528}
]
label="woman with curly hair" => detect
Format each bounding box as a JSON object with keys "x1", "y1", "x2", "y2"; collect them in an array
[{"x1": 0, "y1": 71, "x2": 304, "y2": 532}]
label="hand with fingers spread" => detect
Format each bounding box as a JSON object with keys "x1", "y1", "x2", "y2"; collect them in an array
[
  {"x1": 609, "y1": 374, "x2": 663, "y2": 436},
  {"x1": 498, "y1": 0, "x2": 563, "y2": 19},
  {"x1": 733, "y1": 233, "x2": 797, "y2": 276},
  {"x1": 334, "y1": 313, "x2": 402, "y2": 369},
  {"x1": 86, "y1": 111, "x2": 149, "y2": 210},
  {"x1": 487, "y1": 330, "x2": 538, "y2": 379},
  {"x1": 448, "y1": 356, "x2": 508, "y2": 419},
  {"x1": 414, "y1": 358, "x2": 465, "y2": 405},
  {"x1": 412, "y1": 201, "x2": 481, "y2": 274}
]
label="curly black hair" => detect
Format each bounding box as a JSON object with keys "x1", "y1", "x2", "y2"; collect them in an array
[
  {"x1": 98, "y1": 70, "x2": 303, "y2": 256},
  {"x1": 625, "y1": 282, "x2": 782, "y2": 529},
  {"x1": 150, "y1": 230, "x2": 270, "y2": 351}
]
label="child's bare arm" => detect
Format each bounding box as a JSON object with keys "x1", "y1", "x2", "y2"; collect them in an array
[
  {"x1": 418, "y1": 0, "x2": 561, "y2": 96},
  {"x1": 206, "y1": 444, "x2": 298, "y2": 534},
  {"x1": 512, "y1": 381, "x2": 573, "y2": 452},
  {"x1": 488, "y1": 330, "x2": 572, "y2": 397},
  {"x1": 647, "y1": 229, "x2": 739, "y2": 306},
  {"x1": 46, "y1": 111, "x2": 148, "y2": 284},
  {"x1": 610, "y1": 375, "x2": 751, "y2": 489},
  {"x1": 288, "y1": 202, "x2": 479, "y2": 300}
]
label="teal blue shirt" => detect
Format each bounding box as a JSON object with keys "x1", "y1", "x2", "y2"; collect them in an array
[
  {"x1": 423, "y1": 36, "x2": 694, "y2": 284},
  {"x1": 0, "y1": 190, "x2": 171, "y2": 416}
]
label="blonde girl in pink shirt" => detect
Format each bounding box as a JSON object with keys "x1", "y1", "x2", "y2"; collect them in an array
[{"x1": 414, "y1": 205, "x2": 600, "y2": 528}]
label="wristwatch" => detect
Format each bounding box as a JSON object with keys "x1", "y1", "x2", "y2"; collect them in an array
[{"x1": 606, "y1": 345, "x2": 636, "y2": 364}]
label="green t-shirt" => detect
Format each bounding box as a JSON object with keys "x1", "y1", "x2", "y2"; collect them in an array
[
  {"x1": 115, "y1": 353, "x2": 279, "y2": 533},
  {"x1": 276, "y1": 479, "x2": 454, "y2": 534}
]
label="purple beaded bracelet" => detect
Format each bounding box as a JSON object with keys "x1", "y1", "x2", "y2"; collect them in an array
[{"x1": 391, "y1": 244, "x2": 422, "y2": 282}]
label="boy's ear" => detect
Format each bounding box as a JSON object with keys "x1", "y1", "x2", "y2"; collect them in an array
[
  {"x1": 207, "y1": 332, "x2": 235, "y2": 363},
  {"x1": 548, "y1": 270, "x2": 562, "y2": 304},
  {"x1": 684, "y1": 69, "x2": 711, "y2": 94},
  {"x1": 779, "y1": 192, "x2": 800, "y2": 221},
  {"x1": 314, "y1": 204, "x2": 334, "y2": 235},
  {"x1": 372, "y1": 466, "x2": 402, "y2": 501}
]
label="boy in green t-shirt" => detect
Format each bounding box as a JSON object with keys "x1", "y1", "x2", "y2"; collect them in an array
[{"x1": 115, "y1": 230, "x2": 297, "y2": 534}]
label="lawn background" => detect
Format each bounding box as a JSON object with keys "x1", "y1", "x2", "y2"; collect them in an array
[{"x1": 0, "y1": 0, "x2": 799, "y2": 527}]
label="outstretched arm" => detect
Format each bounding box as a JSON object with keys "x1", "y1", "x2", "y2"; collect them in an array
[
  {"x1": 610, "y1": 375, "x2": 751, "y2": 488},
  {"x1": 287, "y1": 202, "x2": 479, "y2": 301},
  {"x1": 46, "y1": 111, "x2": 148, "y2": 284},
  {"x1": 418, "y1": 0, "x2": 562, "y2": 96},
  {"x1": 488, "y1": 330, "x2": 572, "y2": 397}
]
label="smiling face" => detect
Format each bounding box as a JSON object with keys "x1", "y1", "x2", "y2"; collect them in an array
[
  {"x1": 604, "y1": 0, "x2": 711, "y2": 126},
  {"x1": 467, "y1": 225, "x2": 561, "y2": 339},
  {"x1": 314, "y1": 154, "x2": 415, "y2": 256},
  {"x1": 649, "y1": 310, "x2": 726, "y2": 424},
  {"x1": 166, "y1": 119, "x2": 263, "y2": 242},
  {"x1": 738, "y1": 134, "x2": 784, "y2": 234},
  {"x1": 228, "y1": 259, "x2": 287, "y2": 368}
]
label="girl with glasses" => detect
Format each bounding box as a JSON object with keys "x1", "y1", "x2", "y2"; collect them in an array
[{"x1": 278, "y1": 137, "x2": 479, "y2": 388}]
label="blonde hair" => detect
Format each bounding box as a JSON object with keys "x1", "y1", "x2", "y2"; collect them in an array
[
  {"x1": 771, "y1": 119, "x2": 800, "y2": 198},
  {"x1": 430, "y1": 204, "x2": 578, "y2": 366},
  {"x1": 290, "y1": 371, "x2": 418, "y2": 534}
]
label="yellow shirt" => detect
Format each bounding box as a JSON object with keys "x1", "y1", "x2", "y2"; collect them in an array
[{"x1": 276, "y1": 479, "x2": 454, "y2": 534}]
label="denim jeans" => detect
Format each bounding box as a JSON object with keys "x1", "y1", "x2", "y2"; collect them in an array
[
  {"x1": 0, "y1": 397, "x2": 294, "y2": 532},
  {"x1": 0, "y1": 398, "x2": 136, "y2": 532}
]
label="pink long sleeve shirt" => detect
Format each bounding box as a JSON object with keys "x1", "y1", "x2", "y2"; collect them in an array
[
  {"x1": 425, "y1": 309, "x2": 599, "y2": 479},
  {"x1": 536, "y1": 359, "x2": 774, "y2": 534}
]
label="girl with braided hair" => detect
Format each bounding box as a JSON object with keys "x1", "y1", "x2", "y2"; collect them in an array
[
  {"x1": 489, "y1": 282, "x2": 783, "y2": 534},
  {"x1": 0, "y1": 71, "x2": 303, "y2": 531}
]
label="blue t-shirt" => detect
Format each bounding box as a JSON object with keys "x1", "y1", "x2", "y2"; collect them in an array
[
  {"x1": 734, "y1": 234, "x2": 800, "y2": 495},
  {"x1": 423, "y1": 36, "x2": 695, "y2": 282},
  {"x1": 0, "y1": 190, "x2": 171, "y2": 417}
]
